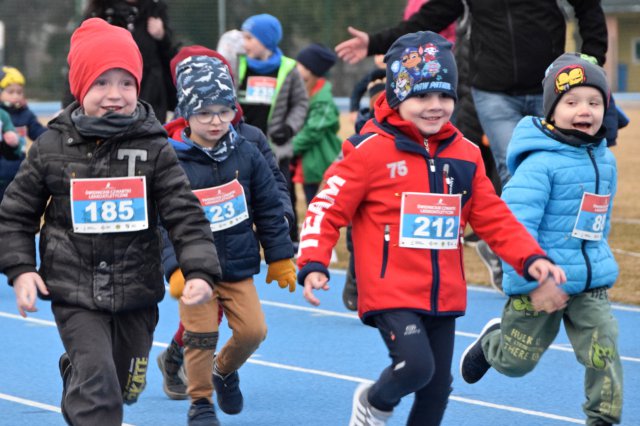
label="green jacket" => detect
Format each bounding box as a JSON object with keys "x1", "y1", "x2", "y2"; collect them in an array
[{"x1": 292, "y1": 80, "x2": 341, "y2": 183}]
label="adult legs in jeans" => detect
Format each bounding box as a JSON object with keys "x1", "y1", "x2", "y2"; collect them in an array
[{"x1": 471, "y1": 88, "x2": 543, "y2": 186}]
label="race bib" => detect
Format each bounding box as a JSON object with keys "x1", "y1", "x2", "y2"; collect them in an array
[
  {"x1": 71, "y1": 176, "x2": 148, "y2": 233},
  {"x1": 193, "y1": 179, "x2": 249, "y2": 232},
  {"x1": 572, "y1": 192, "x2": 611, "y2": 241},
  {"x1": 245, "y1": 76, "x2": 277, "y2": 105},
  {"x1": 399, "y1": 192, "x2": 461, "y2": 249}
]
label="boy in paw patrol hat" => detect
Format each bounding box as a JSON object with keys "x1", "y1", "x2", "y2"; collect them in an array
[
  {"x1": 463, "y1": 52, "x2": 622, "y2": 426},
  {"x1": 297, "y1": 30, "x2": 565, "y2": 426}
]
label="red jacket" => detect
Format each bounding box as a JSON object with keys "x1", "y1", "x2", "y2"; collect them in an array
[{"x1": 297, "y1": 96, "x2": 546, "y2": 323}]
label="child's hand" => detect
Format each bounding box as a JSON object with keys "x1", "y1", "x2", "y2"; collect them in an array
[
  {"x1": 303, "y1": 272, "x2": 329, "y2": 306},
  {"x1": 266, "y1": 259, "x2": 297, "y2": 293},
  {"x1": 3, "y1": 131, "x2": 19, "y2": 147},
  {"x1": 527, "y1": 258, "x2": 567, "y2": 287},
  {"x1": 181, "y1": 278, "x2": 213, "y2": 305},
  {"x1": 13, "y1": 272, "x2": 49, "y2": 317},
  {"x1": 147, "y1": 17, "x2": 165, "y2": 40},
  {"x1": 530, "y1": 277, "x2": 568, "y2": 314}
]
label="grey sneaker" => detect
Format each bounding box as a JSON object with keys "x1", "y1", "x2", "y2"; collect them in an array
[
  {"x1": 475, "y1": 240, "x2": 504, "y2": 294},
  {"x1": 348, "y1": 383, "x2": 392, "y2": 426},
  {"x1": 156, "y1": 339, "x2": 188, "y2": 400},
  {"x1": 460, "y1": 318, "x2": 501, "y2": 384}
]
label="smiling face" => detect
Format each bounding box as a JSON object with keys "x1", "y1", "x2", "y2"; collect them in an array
[
  {"x1": 82, "y1": 68, "x2": 138, "y2": 117},
  {"x1": 550, "y1": 86, "x2": 605, "y2": 136},
  {"x1": 397, "y1": 92, "x2": 454, "y2": 136}
]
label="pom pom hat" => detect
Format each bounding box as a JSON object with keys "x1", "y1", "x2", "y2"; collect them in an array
[
  {"x1": 385, "y1": 31, "x2": 458, "y2": 108},
  {"x1": 67, "y1": 18, "x2": 143, "y2": 104},
  {"x1": 542, "y1": 52, "x2": 610, "y2": 121}
]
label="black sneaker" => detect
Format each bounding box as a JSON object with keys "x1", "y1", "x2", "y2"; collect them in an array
[
  {"x1": 212, "y1": 361, "x2": 243, "y2": 415},
  {"x1": 342, "y1": 269, "x2": 358, "y2": 312},
  {"x1": 460, "y1": 318, "x2": 501, "y2": 384},
  {"x1": 58, "y1": 353, "x2": 72, "y2": 425},
  {"x1": 157, "y1": 339, "x2": 188, "y2": 400},
  {"x1": 475, "y1": 240, "x2": 504, "y2": 294},
  {"x1": 188, "y1": 398, "x2": 220, "y2": 426}
]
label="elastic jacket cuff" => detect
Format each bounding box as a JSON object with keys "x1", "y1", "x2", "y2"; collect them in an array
[
  {"x1": 297, "y1": 261, "x2": 330, "y2": 286},
  {"x1": 184, "y1": 272, "x2": 218, "y2": 290},
  {"x1": 6, "y1": 264, "x2": 38, "y2": 285},
  {"x1": 523, "y1": 255, "x2": 554, "y2": 281}
]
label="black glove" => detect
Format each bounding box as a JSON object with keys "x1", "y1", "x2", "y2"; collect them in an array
[{"x1": 270, "y1": 125, "x2": 294, "y2": 146}]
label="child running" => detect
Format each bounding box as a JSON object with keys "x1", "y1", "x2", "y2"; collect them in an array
[
  {"x1": 163, "y1": 55, "x2": 296, "y2": 425},
  {"x1": 0, "y1": 18, "x2": 221, "y2": 426},
  {"x1": 460, "y1": 53, "x2": 622, "y2": 426},
  {"x1": 296, "y1": 31, "x2": 566, "y2": 426}
]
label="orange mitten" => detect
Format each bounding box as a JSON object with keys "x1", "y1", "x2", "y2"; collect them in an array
[
  {"x1": 266, "y1": 259, "x2": 297, "y2": 293},
  {"x1": 169, "y1": 269, "x2": 186, "y2": 299}
]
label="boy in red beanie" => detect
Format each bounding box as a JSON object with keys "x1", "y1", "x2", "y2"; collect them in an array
[{"x1": 0, "y1": 18, "x2": 221, "y2": 426}]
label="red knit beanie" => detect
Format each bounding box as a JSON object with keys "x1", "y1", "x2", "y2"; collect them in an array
[{"x1": 67, "y1": 18, "x2": 143, "y2": 103}]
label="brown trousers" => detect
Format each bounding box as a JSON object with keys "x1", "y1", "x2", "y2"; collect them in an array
[{"x1": 179, "y1": 277, "x2": 267, "y2": 401}]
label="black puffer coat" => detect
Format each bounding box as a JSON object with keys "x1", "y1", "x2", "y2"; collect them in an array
[{"x1": 0, "y1": 101, "x2": 220, "y2": 312}]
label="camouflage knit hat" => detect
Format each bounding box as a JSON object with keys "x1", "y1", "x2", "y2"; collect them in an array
[{"x1": 175, "y1": 55, "x2": 237, "y2": 119}]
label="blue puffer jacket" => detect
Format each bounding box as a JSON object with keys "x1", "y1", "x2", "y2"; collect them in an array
[
  {"x1": 162, "y1": 127, "x2": 293, "y2": 282},
  {"x1": 501, "y1": 117, "x2": 618, "y2": 296}
]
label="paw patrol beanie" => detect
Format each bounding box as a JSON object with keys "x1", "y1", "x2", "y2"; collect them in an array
[
  {"x1": 542, "y1": 53, "x2": 610, "y2": 121},
  {"x1": 385, "y1": 31, "x2": 457, "y2": 108}
]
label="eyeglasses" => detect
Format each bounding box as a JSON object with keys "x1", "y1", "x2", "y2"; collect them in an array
[{"x1": 192, "y1": 108, "x2": 236, "y2": 124}]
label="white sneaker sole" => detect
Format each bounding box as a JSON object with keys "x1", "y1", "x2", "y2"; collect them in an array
[{"x1": 459, "y1": 318, "x2": 501, "y2": 381}]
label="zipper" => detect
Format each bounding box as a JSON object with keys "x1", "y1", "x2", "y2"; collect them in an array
[
  {"x1": 380, "y1": 224, "x2": 390, "y2": 278},
  {"x1": 582, "y1": 146, "x2": 598, "y2": 291}
]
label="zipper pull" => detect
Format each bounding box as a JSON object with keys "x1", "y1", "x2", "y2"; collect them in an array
[
  {"x1": 429, "y1": 159, "x2": 436, "y2": 173},
  {"x1": 423, "y1": 138, "x2": 429, "y2": 154},
  {"x1": 384, "y1": 224, "x2": 390, "y2": 242}
]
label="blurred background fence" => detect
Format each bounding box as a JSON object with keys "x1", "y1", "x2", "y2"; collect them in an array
[{"x1": 1, "y1": 0, "x2": 639, "y2": 105}]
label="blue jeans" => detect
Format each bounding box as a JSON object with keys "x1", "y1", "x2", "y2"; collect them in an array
[{"x1": 471, "y1": 88, "x2": 543, "y2": 186}]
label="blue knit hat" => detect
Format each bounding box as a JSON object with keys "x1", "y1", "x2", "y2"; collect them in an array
[
  {"x1": 385, "y1": 31, "x2": 458, "y2": 108},
  {"x1": 241, "y1": 14, "x2": 282, "y2": 53},
  {"x1": 175, "y1": 56, "x2": 236, "y2": 119}
]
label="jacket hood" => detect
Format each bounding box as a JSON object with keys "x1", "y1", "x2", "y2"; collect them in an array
[
  {"x1": 164, "y1": 116, "x2": 188, "y2": 141},
  {"x1": 507, "y1": 116, "x2": 608, "y2": 175},
  {"x1": 50, "y1": 100, "x2": 167, "y2": 142}
]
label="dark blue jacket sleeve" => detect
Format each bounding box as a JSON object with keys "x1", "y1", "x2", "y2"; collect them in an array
[
  {"x1": 160, "y1": 224, "x2": 179, "y2": 281},
  {"x1": 238, "y1": 121, "x2": 295, "y2": 230}
]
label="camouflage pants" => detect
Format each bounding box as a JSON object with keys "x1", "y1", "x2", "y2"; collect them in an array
[{"x1": 482, "y1": 288, "x2": 623, "y2": 425}]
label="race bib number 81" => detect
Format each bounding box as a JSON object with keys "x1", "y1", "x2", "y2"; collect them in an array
[
  {"x1": 71, "y1": 176, "x2": 148, "y2": 233},
  {"x1": 572, "y1": 192, "x2": 610, "y2": 241}
]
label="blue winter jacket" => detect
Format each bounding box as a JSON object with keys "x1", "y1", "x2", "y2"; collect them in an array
[
  {"x1": 162, "y1": 127, "x2": 294, "y2": 282},
  {"x1": 501, "y1": 117, "x2": 618, "y2": 296}
]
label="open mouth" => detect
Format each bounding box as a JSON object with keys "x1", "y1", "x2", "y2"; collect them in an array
[{"x1": 573, "y1": 122, "x2": 592, "y2": 131}]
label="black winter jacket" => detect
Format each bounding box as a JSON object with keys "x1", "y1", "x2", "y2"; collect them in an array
[
  {"x1": 0, "y1": 101, "x2": 220, "y2": 312},
  {"x1": 368, "y1": 0, "x2": 607, "y2": 95}
]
